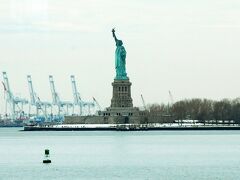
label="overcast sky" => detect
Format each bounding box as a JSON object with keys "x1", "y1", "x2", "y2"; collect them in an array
[{"x1": 0, "y1": 0, "x2": 240, "y2": 113}]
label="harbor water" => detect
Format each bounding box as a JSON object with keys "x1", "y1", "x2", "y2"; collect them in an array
[{"x1": 0, "y1": 128, "x2": 240, "y2": 179}]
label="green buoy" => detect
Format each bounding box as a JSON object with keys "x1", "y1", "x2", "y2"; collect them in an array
[{"x1": 43, "y1": 149, "x2": 51, "y2": 163}]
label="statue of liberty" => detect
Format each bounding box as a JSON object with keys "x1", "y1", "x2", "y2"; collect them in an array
[{"x1": 112, "y1": 28, "x2": 128, "y2": 80}]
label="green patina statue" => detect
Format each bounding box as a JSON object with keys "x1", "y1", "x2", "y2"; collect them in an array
[{"x1": 112, "y1": 28, "x2": 128, "y2": 80}]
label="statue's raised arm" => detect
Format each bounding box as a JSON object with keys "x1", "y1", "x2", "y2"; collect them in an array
[{"x1": 112, "y1": 28, "x2": 118, "y2": 43}]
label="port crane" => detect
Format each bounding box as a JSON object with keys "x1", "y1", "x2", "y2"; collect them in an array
[
  {"x1": 93, "y1": 97, "x2": 102, "y2": 111},
  {"x1": 2, "y1": 72, "x2": 28, "y2": 120},
  {"x1": 168, "y1": 90, "x2": 174, "y2": 105},
  {"x1": 70, "y1": 75, "x2": 95, "y2": 115},
  {"x1": 141, "y1": 94, "x2": 147, "y2": 110},
  {"x1": 49, "y1": 75, "x2": 73, "y2": 116},
  {"x1": 27, "y1": 75, "x2": 52, "y2": 120}
]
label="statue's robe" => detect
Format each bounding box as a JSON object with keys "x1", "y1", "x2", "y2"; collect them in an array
[{"x1": 115, "y1": 45, "x2": 127, "y2": 79}]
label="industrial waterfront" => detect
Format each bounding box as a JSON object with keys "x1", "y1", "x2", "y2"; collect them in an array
[
  {"x1": 1, "y1": 128, "x2": 240, "y2": 179},
  {"x1": 0, "y1": 72, "x2": 100, "y2": 126}
]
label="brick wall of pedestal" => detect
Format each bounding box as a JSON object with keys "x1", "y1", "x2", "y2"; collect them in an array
[{"x1": 110, "y1": 79, "x2": 133, "y2": 108}]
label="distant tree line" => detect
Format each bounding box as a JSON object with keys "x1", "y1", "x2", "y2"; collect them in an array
[{"x1": 147, "y1": 98, "x2": 240, "y2": 124}]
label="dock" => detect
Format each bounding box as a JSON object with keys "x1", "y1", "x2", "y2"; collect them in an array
[{"x1": 23, "y1": 123, "x2": 240, "y2": 131}]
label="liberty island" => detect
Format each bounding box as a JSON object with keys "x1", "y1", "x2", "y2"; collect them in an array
[{"x1": 23, "y1": 29, "x2": 240, "y2": 131}]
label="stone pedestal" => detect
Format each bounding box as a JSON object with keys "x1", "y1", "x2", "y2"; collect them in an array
[{"x1": 110, "y1": 79, "x2": 133, "y2": 108}]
